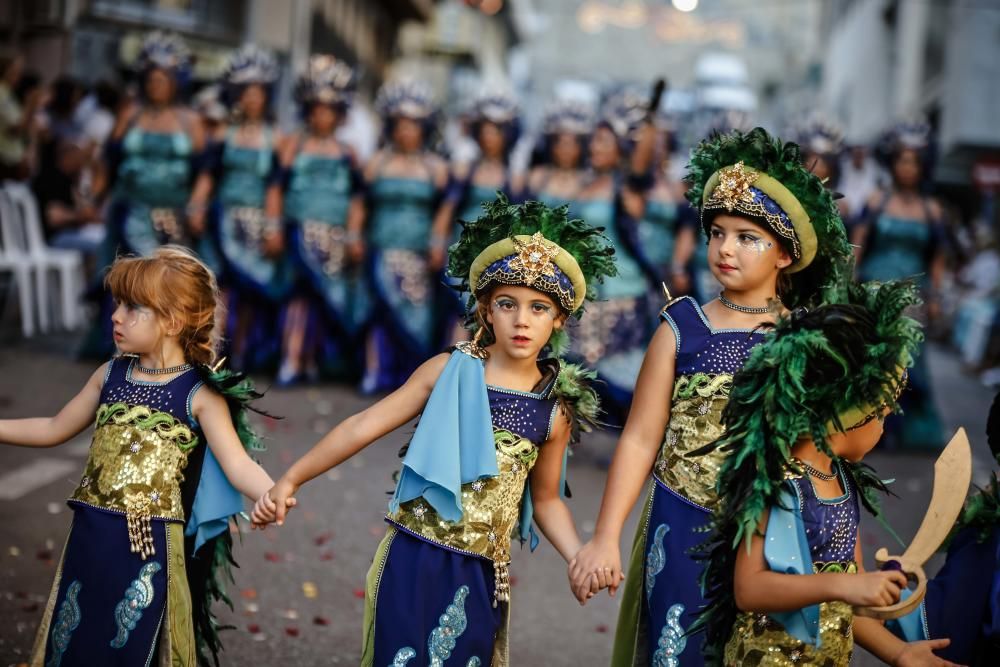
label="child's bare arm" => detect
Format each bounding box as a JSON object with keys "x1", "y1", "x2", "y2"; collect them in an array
[
  {"x1": 0, "y1": 363, "x2": 107, "y2": 447},
  {"x1": 194, "y1": 388, "x2": 274, "y2": 501},
  {"x1": 262, "y1": 354, "x2": 449, "y2": 524},
  {"x1": 568, "y1": 323, "x2": 676, "y2": 596},
  {"x1": 529, "y1": 410, "x2": 583, "y2": 563},
  {"x1": 734, "y1": 519, "x2": 908, "y2": 613}
]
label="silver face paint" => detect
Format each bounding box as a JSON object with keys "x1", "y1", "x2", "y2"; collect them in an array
[{"x1": 124, "y1": 305, "x2": 154, "y2": 328}]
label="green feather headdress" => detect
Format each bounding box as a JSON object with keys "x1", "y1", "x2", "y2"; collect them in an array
[
  {"x1": 448, "y1": 195, "x2": 617, "y2": 348},
  {"x1": 689, "y1": 280, "x2": 923, "y2": 664},
  {"x1": 685, "y1": 127, "x2": 853, "y2": 309}
]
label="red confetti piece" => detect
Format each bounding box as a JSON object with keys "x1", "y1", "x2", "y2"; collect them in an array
[
  {"x1": 247, "y1": 623, "x2": 261, "y2": 634},
  {"x1": 14, "y1": 591, "x2": 28, "y2": 599},
  {"x1": 595, "y1": 624, "x2": 609, "y2": 633},
  {"x1": 36, "y1": 549, "x2": 53, "y2": 561},
  {"x1": 285, "y1": 626, "x2": 300, "y2": 637},
  {"x1": 352, "y1": 588, "x2": 365, "y2": 599},
  {"x1": 318, "y1": 550, "x2": 334, "y2": 562},
  {"x1": 264, "y1": 552, "x2": 282, "y2": 563},
  {"x1": 313, "y1": 616, "x2": 330, "y2": 626},
  {"x1": 21, "y1": 602, "x2": 39, "y2": 613},
  {"x1": 313, "y1": 531, "x2": 333, "y2": 546},
  {"x1": 241, "y1": 588, "x2": 258, "y2": 600},
  {"x1": 509, "y1": 575, "x2": 518, "y2": 588}
]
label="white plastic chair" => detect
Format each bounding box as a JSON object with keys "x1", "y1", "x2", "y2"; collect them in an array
[
  {"x1": 2, "y1": 182, "x2": 86, "y2": 331},
  {"x1": 0, "y1": 190, "x2": 36, "y2": 336}
]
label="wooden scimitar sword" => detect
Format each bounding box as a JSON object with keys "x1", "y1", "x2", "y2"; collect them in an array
[{"x1": 855, "y1": 427, "x2": 972, "y2": 620}]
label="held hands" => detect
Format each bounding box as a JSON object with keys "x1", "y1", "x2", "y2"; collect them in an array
[
  {"x1": 891, "y1": 638, "x2": 964, "y2": 667},
  {"x1": 567, "y1": 538, "x2": 625, "y2": 606},
  {"x1": 840, "y1": 570, "x2": 908, "y2": 607},
  {"x1": 250, "y1": 477, "x2": 299, "y2": 529}
]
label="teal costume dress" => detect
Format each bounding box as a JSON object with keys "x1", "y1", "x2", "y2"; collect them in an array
[
  {"x1": 209, "y1": 127, "x2": 294, "y2": 370},
  {"x1": 364, "y1": 163, "x2": 444, "y2": 392},
  {"x1": 857, "y1": 195, "x2": 945, "y2": 450},
  {"x1": 283, "y1": 147, "x2": 370, "y2": 377},
  {"x1": 569, "y1": 186, "x2": 658, "y2": 421}
]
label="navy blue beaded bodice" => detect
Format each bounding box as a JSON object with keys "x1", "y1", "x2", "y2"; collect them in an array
[
  {"x1": 101, "y1": 356, "x2": 205, "y2": 428},
  {"x1": 789, "y1": 466, "x2": 860, "y2": 565},
  {"x1": 664, "y1": 297, "x2": 766, "y2": 375}
]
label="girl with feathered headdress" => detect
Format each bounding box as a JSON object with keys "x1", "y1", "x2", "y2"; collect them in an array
[
  {"x1": 693, "y1": 280, "x2": 957, "y2": 666},
  {"x1": 569, "y1": 127, "x2": 854, "y2": 667},
  {"x1": 851, "y1": 118, "x2": 947, "y2": 452},
  {"x1": 253, "y1": 198, "x2": 614, "y2": 664},
  {"x1": 266, "y1": 55, "x2": 369, "y2": 386},
  {"x1": 186, "y1": 44, "x2": 293, "y2": 373},
  {"x1": 354, "y1": 78, "x2": 450, "y2": 394}
]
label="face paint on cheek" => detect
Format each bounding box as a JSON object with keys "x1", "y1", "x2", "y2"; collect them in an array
[
  {"x1": 125, "y1": 306, "x2": 154, "y2": 328},
  {"x1": 735, "y1": 238, "x2": 773, "y2": 258}
]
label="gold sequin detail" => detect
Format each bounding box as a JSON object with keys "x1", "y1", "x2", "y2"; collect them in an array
[
  {"x1": 387, "y1": 428, "x2": 537, "y2": 604},
  {"x1": 724, "y1": 600, "x2": 854, "y2": 666},
  {"x1": 654, "y1": 373, "x2": 733, "y2": 510},
  {"x1": 70, "y1": 402, "x2": 198, "y2": 557}
]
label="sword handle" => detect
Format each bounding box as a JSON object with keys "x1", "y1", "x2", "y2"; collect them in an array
[{"x1": 853, "y1": 549, "x2": 927, "y2": 620}]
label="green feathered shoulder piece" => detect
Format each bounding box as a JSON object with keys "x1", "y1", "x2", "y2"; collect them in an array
[
  {"x1": 190, "y1": 364, "x2": 273, "y2": 666},
  {"x1": 446, "y1": 194, "x2": 617, "y2": 318},
  {"x1": 685, "y1": 127, "x2": 853, "y2": 309},
  {"x1": 689, "y1": 280, "x2": 923, "y2": 665},
  {"x1": 552, "y1": 359, "x2": 601, "y2": 445}
]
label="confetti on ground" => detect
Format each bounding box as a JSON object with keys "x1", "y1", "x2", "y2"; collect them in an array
[
  {"x1": 240, "y1": 588, "x2": 258, "y2": 600},
  {"x1": 352, "y1": 588, "x2": 365, "y2": 599},
  {"x1": 313, "y1": 616, "x2": 330, "y2": 626},
  {"x1": 302, "y1": 581, "x2": 318, "y2": 599},
  {"x1": 315, "y1": 400, "x2": 332, "y2": 416},
  {"x1": 46, "y1": 503, "x2": 63, "y2": 515},
  {"x1": 285, "y1": 626, "x2": 300, "y2": 637},
  {"x1": 247, "y1": 623, "x2": 261, "y2": 634},
  {"x1": 8, "y1": 546, "x2": 21, "y2": 557},
  {"x1": 319, "y1": 550, "x2": 334, "y2": 562},
  {"x1": 244, "y1": 602, "x2": 259, "y2": 615},
  {"x1": 595, "y1": 624, "x2": 609, "y2": 633},
  {"x1": 325, "y1": 469, "x2": 342, "y2": 481},
  {"x1": 264, "y1": 552, "x2": 282, "y2": 563},
  {"x1": 313, "y1": 531, "x2": 333, "y2": 546},
  {"x1": 279, "y1": 609, "x2": 299, "y2": 620}
]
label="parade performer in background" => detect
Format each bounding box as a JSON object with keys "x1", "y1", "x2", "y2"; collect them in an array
[
  {"x1": 0, "y1": 247, "x2": 274, "y2": 666},
  {"x1": 527, "y1": 99, "x2": 594, "y2": 213},
  {"x1": 82, "y1": 31, "x2": 207, "y2": 360},
  {"x1": 253, "y1": 198, "x2": 615, "y2": 665},
  {"x1": 695, "y1": 280, "x2": 959, "y2": 667},
  {"x1": 567, "y1": 89, "x2": 660, "y2": 423},
  {"x1": 359, "y1": 79, "x2": 449, "y2": 394},
  {"x1": 797, "y1": 114, "x2": 850, "y2": 218},
  {"x1": 101, "y1": 31, "x2": 205, "y2": 259},
  {"x1": 853, "y1": 120, "x2": 946, "y2": 451},
  {"x1": 188, "y1": 45, "x2": 293, "y2": 373},
  {"x1": 569, "y1": 128, "x2": 854, "y2": 667},
  {"x1": 634, "y1": 113, "x2": 697, "y2": 298},
  {"x1": 269, "y1": 55, "x2": 368, "y2": 386}
]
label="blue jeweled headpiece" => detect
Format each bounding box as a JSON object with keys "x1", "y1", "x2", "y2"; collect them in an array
[
  {"x1": 376, "y1": 79, "x2": 436, "y2": 120},
  {"x1": 796, "y1": 113, "x2": 844, "y2": 157},
  {"x1": 136, "y1": 31, "x2": 192, "y2": 76},
  {"x1": 542, "y1": 99, "x2": 595, "y2": 136},
  {"x1": 223, "y1": 44, "x2": 279, "y2": 87},
  {"x1": 295, "y1": 55, "x2": 356, "y2": 108}
]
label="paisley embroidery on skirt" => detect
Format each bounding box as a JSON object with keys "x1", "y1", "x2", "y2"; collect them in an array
[
  {"x1": 46, "y1": 580, "x2": 82, "y2": 667},
  {"x1": 652, "y1": 603, "x2": 687, "y2": 667},
  {"x1": 110, "y1": 561, "x2": 161, "y2": 649},
  {"x1": 428, "y1": 584, "x2": 472, "y2": 666},
  {"x1": 646, "y1": 523, "x2": 669, "y2": 601}
]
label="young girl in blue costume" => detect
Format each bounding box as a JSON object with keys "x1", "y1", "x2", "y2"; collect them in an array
[
  {"x1": 527, "y1": 99, "x2": 594, "y2": 214},
  {"x1": 567, "y1": 90, "x2": 661, "y2": 422},
  {"x1": 253, "y1": 199, "x2": 614, "y2": 665},
  {"x1": 569, "y1": 128, "x2": 855, "y2": 667},
  {"x1": 270, "y1": 55, "x2": 369, "y2": 385},
  {"x1": 358, "y1": 79, "x2": 449, "y2": 393},
  {"x1": 188, "y1": 45, "x2": 293, "y2": 373},
  {"x1": 695, "y1": 280, "x2": 960, "y2": 667},
  {"x1": 0, "y1": 247, "x2": 275, "y2": 666},
  {"x1": 852, "y1": 120, "x2": 946, "y2": 451}
]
